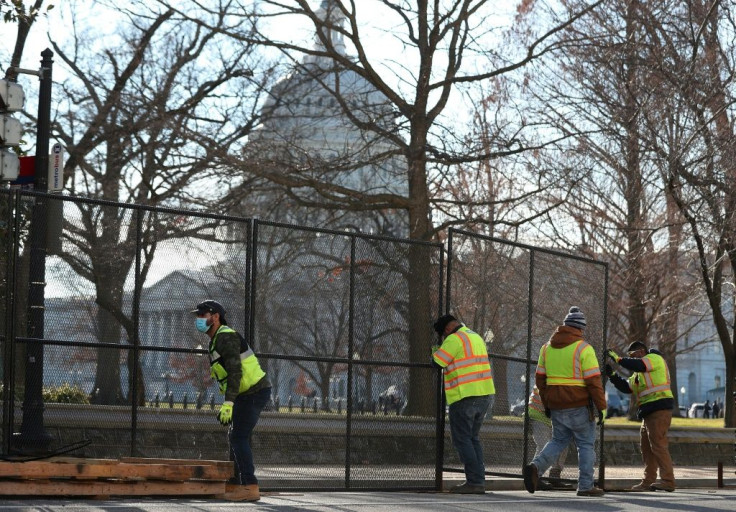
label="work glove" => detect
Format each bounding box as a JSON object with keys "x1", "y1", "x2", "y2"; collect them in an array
[
  {"x1": 597, "y1": 409, "x2": 606, "y2": 425},
  {"x1": 544, "y1": 407, "x2": 551, "y2": 418},
  {"x1": 430, "y1": 344, "x2": 440, "y2": 354},
  {"x1": 218, "y1": 401, "x2": 234, "y2": 426},
  {"x1": 606, "y1": 349, "x2": 621, "y2": 363},
  {"x1": 604, "y1": 364, "x2": 615, "y2": 377}
]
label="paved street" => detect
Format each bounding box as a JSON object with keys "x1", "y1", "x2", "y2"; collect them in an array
[{"x1": 2, "y1": 488, "x2": 736, "y2": 512}]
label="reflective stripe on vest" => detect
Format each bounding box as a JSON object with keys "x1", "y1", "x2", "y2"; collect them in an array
[
  {"x1": 529, "y1": 389, "x2": 544, "y2": 413},
  {"x1": 540, "y1": 340, "x2": 596, "y2": 387},
  {"x1": 527, "y1": 388, "x2": 550, "y2": 424},
  {"x1": 630, "y1": 353, "x2": 673, "y2": 404},
  {"x1": 209, "y1": 325, "x2": 266, "y2": 395},
  {"x1": 433, "y1": 327, "x2": 495, "y2": 405}
]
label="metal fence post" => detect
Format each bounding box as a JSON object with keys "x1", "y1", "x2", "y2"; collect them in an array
[
  {"x1": 2, "y1": 190, "x2": 21, "y2": 455},
  {"x1": 522, "y1": 249, "x2": 535, "y2": 470},
  {"x1": 345, "y1": 235, "x2": 356, "y2": 489}
]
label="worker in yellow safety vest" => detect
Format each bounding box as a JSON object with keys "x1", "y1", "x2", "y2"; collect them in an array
[
  {"x1": 526, "y1": 386, "x2": 573, "y2": 490},
  {"x1": 192, "y1": 300, "x2": 271, "y2": 502},
  {"x1": 432, "y1": 314, "x2": 495, "y2": 495},
  {"x1": 606, "y1": 341, "x2": 675, "y2": 492},
  {"x1": 523, "y1": 306, "x2": 607, "y2": 497}
]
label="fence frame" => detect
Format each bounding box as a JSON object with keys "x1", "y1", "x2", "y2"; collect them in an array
[
  {"x1": 0, "y1": 190, "x2": 609, "y2": 490},
  {"x1": 0, "y1": 190, "x2": 447, "y2": 491},
  {"x1": 446, "y1": 228, "x2": 609, "y2": 486}
]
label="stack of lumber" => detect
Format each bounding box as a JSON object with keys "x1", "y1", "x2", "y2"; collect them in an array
[{"x1": 0, "y1": 457, "x2": 234, "y2": 497}]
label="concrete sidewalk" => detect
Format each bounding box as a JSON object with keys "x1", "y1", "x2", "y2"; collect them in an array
[
  {"x1": 258, "y1": 464, "x2": 736, "y2": 492},
  {"x1": 445, "y1": 465, "x2": 736, "y2": 491}
]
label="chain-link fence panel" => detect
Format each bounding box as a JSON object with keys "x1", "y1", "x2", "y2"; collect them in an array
[
  {"x1": 251, "y1": 221, "x2": 443, "y2": 489},
  {"x1": 446, "y1": 228, "x2": 608, "y2": 486},
  {"x1": 0, "y1": 190, "x2": 20, "y2": 453}
]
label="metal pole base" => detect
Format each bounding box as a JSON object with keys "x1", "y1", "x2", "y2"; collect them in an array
[{"x1": 11, "y1": 430, "x2": 53, "y2": 456}]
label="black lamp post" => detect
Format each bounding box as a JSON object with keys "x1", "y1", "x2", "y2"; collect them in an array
[{"x1": 15, "y1": 49, "x2": 54, "y2": 454}]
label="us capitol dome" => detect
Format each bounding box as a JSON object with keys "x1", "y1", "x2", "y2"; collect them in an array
[{"x1": 246, "y1": 0, "x2": 407, "y2": 236}]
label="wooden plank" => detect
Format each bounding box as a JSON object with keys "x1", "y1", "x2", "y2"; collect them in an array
[
  {"x1": 0, "y1": 461, "x2": 232, "y2": 481},
  {"x1": 0, "y1": 479, "x2": 227, "y2": 496},
  {"x1": 120, "y1": 457, "x2": 233, "y2": 468},
  {"x1": 47, "y1": 457, "x2": 120, "y2": 465}
]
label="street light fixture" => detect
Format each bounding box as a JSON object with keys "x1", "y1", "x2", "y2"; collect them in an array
[{"x1": 680, "y1": 386, "x2": 686, "y2": 415}]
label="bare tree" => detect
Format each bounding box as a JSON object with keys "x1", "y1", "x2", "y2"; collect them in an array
[
  {"x1": 45, "y1": 1, "x2": 267, "y2": 404},
  {"x1": 162, "y1": 0, "x2": 602, "y2": 415},
  {"x1": 520, "y1": 0, "x2": 712, "y2": 420},
  {"x1": 2, "y1": 0, "x2": 53, "y2": 81},
  {"x1": 638, "y1": 0, "x2": 736, "y2": 426}
]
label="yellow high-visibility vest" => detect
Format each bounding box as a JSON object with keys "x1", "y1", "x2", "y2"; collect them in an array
[
  {"x1": 628, "y1": 352, "x2": 673, "y2": 405},
  {"x1": 536, "y1": 340, "x2": 600, "y2": 387},
  {"x1": 209, "y1": 325, "x2": 266, "y2": 395},
  {"x1": 432, "y1": 326, "x2": 495, "y2": 405}
]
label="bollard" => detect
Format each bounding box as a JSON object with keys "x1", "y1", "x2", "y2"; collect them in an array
[
  {"x1": 196, "y1": 391, "x2": 203, "y2": 410},
  {"x1": 155, "y1": 392, "x2": 160, "y2": 408},
  {"x1": 313, "y1": 397, "x2": 319, "y2": 413},
  {"x1": 273, "y1": 395, "x2": 280, "y2": 412},
  {"x1": 337, "y1": 398, "x2": 342, "y2": 414},
  {"x1": 182, "y1": 393, "x2": 188, "y2": 409},
  {"x1": 210, "y1": 393, "x2": 216, "y2": 410},
  {"x1": 288, "y1": 395, "x2": 293, "y2": 412},
  {"x1": 168, "y1": 391, "x2": 174, "y2": 408},
  {"x1": 301, "y1": 396, "x2": 306, "y2": 413}
]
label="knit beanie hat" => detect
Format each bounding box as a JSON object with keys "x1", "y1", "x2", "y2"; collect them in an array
[{"x1": 563, "y1": 306, "x2": 586, "y2": 330}]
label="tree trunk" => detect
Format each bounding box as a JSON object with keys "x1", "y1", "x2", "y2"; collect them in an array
[
  {"x1": 91, "y1": 288, "x2": 124, "y2": 404},
  {"x1": 623, "y1": 0, "x2": 648, "y2": 346},
  {"x1": 405, "y1": 129, "x2": 436, "y2": 417}
]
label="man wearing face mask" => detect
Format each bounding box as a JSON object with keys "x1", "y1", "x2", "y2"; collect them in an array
[{"x1": 191, "y1": 300, "x2": 271, "y2": 502}]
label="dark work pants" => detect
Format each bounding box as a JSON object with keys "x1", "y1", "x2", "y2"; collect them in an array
[{"x1": 229, "y1": 386, "x2": 271, "y2": 485}]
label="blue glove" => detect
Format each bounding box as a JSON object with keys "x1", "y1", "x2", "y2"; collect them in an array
[{"x1": 218, "y1": 401, "x2": 234, "y2": 426}]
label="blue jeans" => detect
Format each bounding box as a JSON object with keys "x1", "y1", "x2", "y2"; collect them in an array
[
  {"x1": 448, "y1": 395, "x2": 491, "y2": 485},
  {"x1": 531, "y1": 405, "x2": 596, "y2": 491},
  {"x1": 229, "y1": 386, "x2": 271, "y2": 485}
]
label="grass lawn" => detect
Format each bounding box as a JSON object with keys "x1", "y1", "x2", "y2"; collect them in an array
[{"x1": 605, "y1": 416, "x2": 730, "y2": 428}]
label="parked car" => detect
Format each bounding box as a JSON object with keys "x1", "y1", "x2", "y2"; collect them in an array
[
  {"x1": 688, "y1": 403, "x2": 705, "y2": 418},
  {"x1": 509, "y1": 398, "x2": 526, "y2": 417},
  {"x1": 606, "y1": 392, "x2": 623, "y2": 417}
]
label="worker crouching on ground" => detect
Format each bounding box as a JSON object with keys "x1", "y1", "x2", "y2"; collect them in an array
[
  {"x1": 432, "y1": 314, "x2": 496, "y2": 494},
  {"x1": 524, "y1": 306, "x2": 607, "y2": 497},
  {"x1": 606, "y1": 341, "x2": 676, "y2": 492},
  {"x1": 526, "y1": 385, "x2": 574, "y2": 490},
  {"x1": 192, "y1": 300, "x2": 272, "y2": 502}
]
